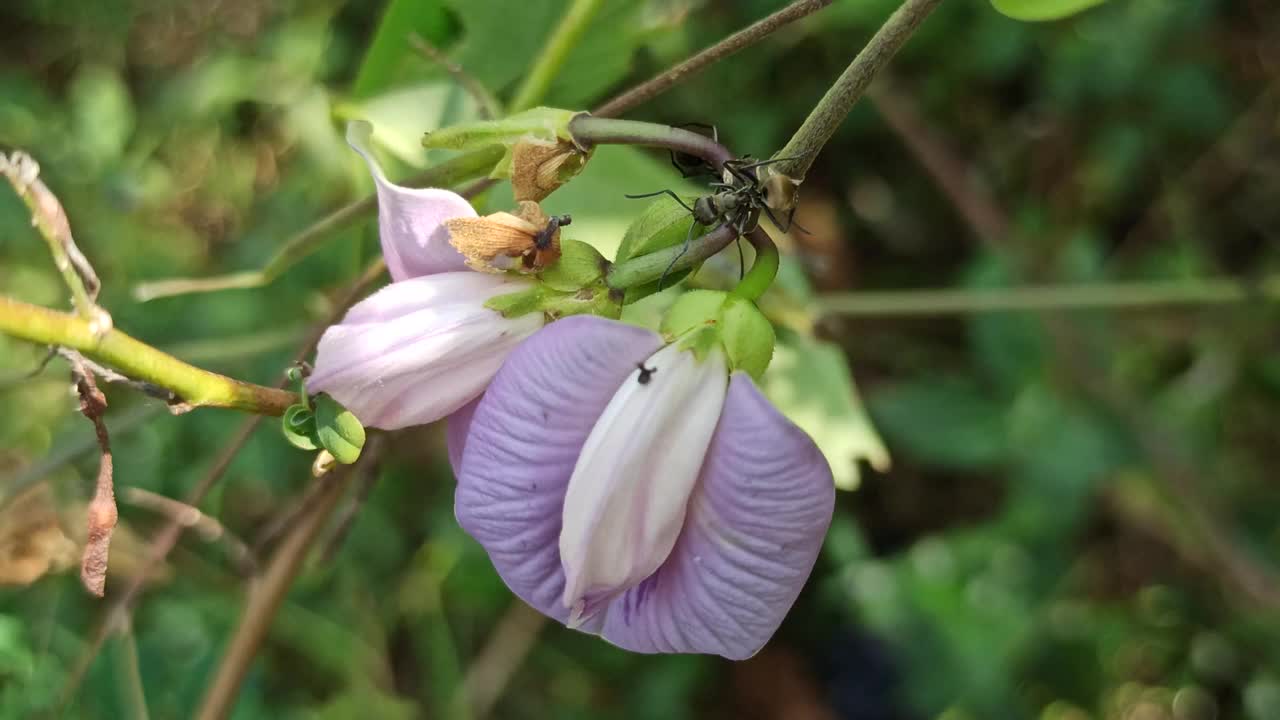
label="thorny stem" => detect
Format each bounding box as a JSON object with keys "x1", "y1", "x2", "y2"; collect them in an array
[
  {"x1": 606, "y1": 224, "x2": 739, "y2": 290},
  {"x1": 772, "y1": 0, "x2": 945, "y2": 183},
  {"x1": 593, "y1": 0, "x2": 833, "y2": 118},
  {"x1": 818, "y1": 275, "x2": 1280, "y2": 316},
  {"x1": 0, "y1": 295, "x2": 295, "y2": 415},
  {"x1": 569, "y1": 115, "x2": 734, "y2": 169},
  {"x1": 508, "y1": 0, "x2": 606, "y2": 112}
]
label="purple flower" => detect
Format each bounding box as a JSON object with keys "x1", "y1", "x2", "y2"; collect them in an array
[
  {"x1": 453, "y1": 316, "x2": 835, "y2": 659},
  {"x1": 307, "y1": 122, "x2": 544, "y2": 429}
]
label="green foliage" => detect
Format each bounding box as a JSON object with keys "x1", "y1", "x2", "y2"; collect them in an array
[
  {"x1": 2, "y1": 1, "x2": 1278, "y2": 719},
  {"x1": 990, "y1": 0, "x2": 1112, "y2": 21}
]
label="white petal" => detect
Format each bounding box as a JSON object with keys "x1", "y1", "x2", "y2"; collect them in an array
[
  {"x1": 308, "y1": 273, "x2": 543, "y2": 429},
  {"x1": 559, "y1": 343, "x2": 728, "y2": 626}
]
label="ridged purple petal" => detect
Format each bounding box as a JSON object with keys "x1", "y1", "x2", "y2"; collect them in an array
[
  {"x1": 446, "y1": 395, "x2": 480, "y2": 476},
  {"x1": 454, "y1": 316, "x2": 664, "y2": 628},
  {"x1": 599, "y1": 372, "x2": 835, "y2": 660}
]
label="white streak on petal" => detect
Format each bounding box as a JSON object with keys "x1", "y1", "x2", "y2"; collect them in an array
[
  {"x1": 559, "y1": 344, "x2": 728, "y2": 625},
  {"x1": 347, "y1": 120, "x2": 474, "y2": 281},
  {"x1": 308, "y1": 272, "x2": 542, "y2": 430}
]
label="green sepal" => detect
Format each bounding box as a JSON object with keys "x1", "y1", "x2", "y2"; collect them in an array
[
  {"x1": 622, "y1": 270, "x2": 693, "y2": 305},
  {"x1": 282, "y1": 403, "x2": 320, "y2": 451},
  {"x1": 484, "y1": 285, "x2": 547, "y2": 318},
  {"x1": 539, "y1": 239, "x2": 606, "y2": 292},
  {"x1": 719, "y1": 296, "x2": 776, "y2": 380},
  {"x1": 540, "y1": 281, "x2": 622, "y2": 320},
  {"x1": 313, "y1": 394, "x2": 367, "y2": 465},
  {"x1": 423, "y1": 107, "x2": 581, "y2": 152},
  {"x1": 660, "y1": 289, "x2": 728, "y2": 338},
  {"x1": 615, "y1": 196, "x2": 705, "y2": 263}
]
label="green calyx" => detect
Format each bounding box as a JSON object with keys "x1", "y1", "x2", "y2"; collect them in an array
[
  {"x1": 281, "y1": 393, "x2": 367, "y2": 464},
  {"x1": 661, "y1": 290, "x2": 776, "y2": 380},
  {"x1": 422, "y1": 107, "x2": 581, "y2": 151},
  {"x1": 484, "y1": 244, "x2": 620, "y2": 321},
  {"x1": 615, "y1": 196, "x2": 707, "y2": 303}
]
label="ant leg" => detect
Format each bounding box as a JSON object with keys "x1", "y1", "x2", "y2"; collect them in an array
[
  {"x1": 658, "y1": 219, "x2": 699, "y2": 290},
  {"x1": 735, "y1": 236, "x2": 745, "y2": 280},
  {"x1": 625, "y1": 189, "x2": 695, "y2": 213},
  {"x1": 731, "y1": 153, "x2": 813, "y2": 172}
]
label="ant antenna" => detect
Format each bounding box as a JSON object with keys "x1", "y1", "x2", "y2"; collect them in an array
[{"x1": 625, "y1": 189, "x2": 696, "y2": 214}]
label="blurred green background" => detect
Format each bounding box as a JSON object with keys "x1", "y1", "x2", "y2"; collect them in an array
[{"x1": 2, "y1": 0, "x2": 1279, "y2": 718}]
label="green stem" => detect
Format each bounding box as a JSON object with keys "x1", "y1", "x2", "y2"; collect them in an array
[
  {"x1": 569, "y1": 116, "x2": 735, "y2": 170},
  {"x1": 132, "y1": 147, "x2": 501, "y2": 301},
  {"x1": 817, "y1": 276, "x2": 1280, "y2": 316},
  {"x1": 731, "y1": 228, "x2": 780, "y2": 302},
  {"x1": 772, "y1": 0, "x2": 945, "y2": 183},
  {"x1": 508, "y1": 0, "x2": 606, "y2": 112},
  {"x1": 0, "y1": 295, "x2": 294, "y2": 415},
  {"x1": 607, "y1": 224, "x2": 739, "y2": 290}
]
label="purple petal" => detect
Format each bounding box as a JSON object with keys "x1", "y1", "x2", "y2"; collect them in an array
[
  {"x1": 347, "y1": 121, "x2": 473, "y2": 281},
  {"x1": 599, "y1": 372, "x2": 835, "y2": 660},
  {"x1": 446, "y1": 395, "x2": 481, "y2": 476},
  {"x1": 454, "y1": 316, "x2": 664, "y2": 628}
]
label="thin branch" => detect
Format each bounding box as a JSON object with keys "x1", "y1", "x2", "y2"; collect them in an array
[
  {"x1": 0, "y1": 295, "x2": 295, "y2": 415},
  {"x1": 131, "y1": 147, "x2": 501, "y2": 302},
  {"x1": 195, "y1": 440, "x2": 384, "y2": 720},
  {"x1": 456, "y1": 602, "x2": 547, "y2": 720},
  {"x1": 773, "y1": 0, "x2": 945, "y2": 183},
  {"x1": 872, "y1": 76, "x2": 1280, "y2": 608},
  {"x1": 818, "y1": 275, "x2": 1280, "y2": 316},
  {"x1": 868, "y1": 79, "x2": 1010, "y2": 243},
  {"x1": 64, "y1": 353, "x2": 116, "y2": 597},
  {"x1": 121, "y1": 488, "x2": 256, "y2": 576},
  {"x1": 508, "y1": 0, "x2": 606, "y2": 113},
  {"x1": 1, "y1": 151, "x2": 109, "y2": 332},
  {"x1": 593, "y1": 0, "x2": 832, "y2": 118},
  {"x1": 113, "y1": 621, "x2": 151, "y2": 720},
  {"x1": 56, "y1": 257, "x2": 388, "y2": 711},
  {"x1": 409, "y1": 33, "x2": 501, "y2": 120}
]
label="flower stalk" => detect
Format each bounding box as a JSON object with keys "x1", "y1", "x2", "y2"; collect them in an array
[{"x1": 568, "y1": 115, "x2": 735, "y2": 170}]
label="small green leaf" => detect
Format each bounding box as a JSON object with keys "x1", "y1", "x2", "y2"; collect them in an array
[
  {"x1": 314, "y1": 394, "x2": 367, "y2": 465},
  {"x1": 615, "y1": 196, "x2": 705, "y2": 263},
  {"x1": 718, "y1": 297, "x2": 775, "y2": 381},
  {"x1": 538, "y1": 239, "x2": 606, "y2": 292},
  {"x1": 990, "y1": 0, "x2": 1110, "y2": 21},
  {"x1": 282, "y1": 404, "x2": 320, "y2": 451}
]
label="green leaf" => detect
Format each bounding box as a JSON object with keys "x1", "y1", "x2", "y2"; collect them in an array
[
  {"x1": 313, "y1": 394, "x2": 367, "y2": 464},
  {"x1": 615, "y1": 195, "x2": 705, "y2": 264},
  {"x1": 539, "y1": 238, "x2": 606, "y2": 292},
  {"x1": 990, "y1": 0, "x2": 1111, "y2": 21},
  {"x1": 762, "y1": 333, "x2": 891, "y2": 491},
  {"x1": 352, "y1": 0, "x2": 453, "y2": 97},
  {"x1": 282, "y1": 404, "x2": 320, "y2": 451},
  {"x1": 718, "y1": 297, "x2": 775, "y2": 381}
]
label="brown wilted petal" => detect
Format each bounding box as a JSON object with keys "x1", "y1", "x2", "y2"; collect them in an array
[
  {"x1": 511, "y1": 139, "x2": 590, "y2": 203},
  {"x1": 444, "y1": 201, "x2": 561, "y2": 273}
]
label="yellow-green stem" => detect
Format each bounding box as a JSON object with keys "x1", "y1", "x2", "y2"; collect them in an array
[{"x1": 0, "y1": 295, "x2": 294, "y2": 415}]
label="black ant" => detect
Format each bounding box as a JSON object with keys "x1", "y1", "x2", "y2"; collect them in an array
[
  {"x1": 626, "y1": 136, "x2": 806, "y2": 287},
  {"x1": 636, "y1": 362, "x2": 657, "y2": 385}
]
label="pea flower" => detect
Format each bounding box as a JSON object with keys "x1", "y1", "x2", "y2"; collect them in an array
[
  {"x1": 453, "y1": 314, "x2": 835, "y2": 659},
  {"x1": 307, "y1": 122, "x2": 543, "y2": 429}
]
